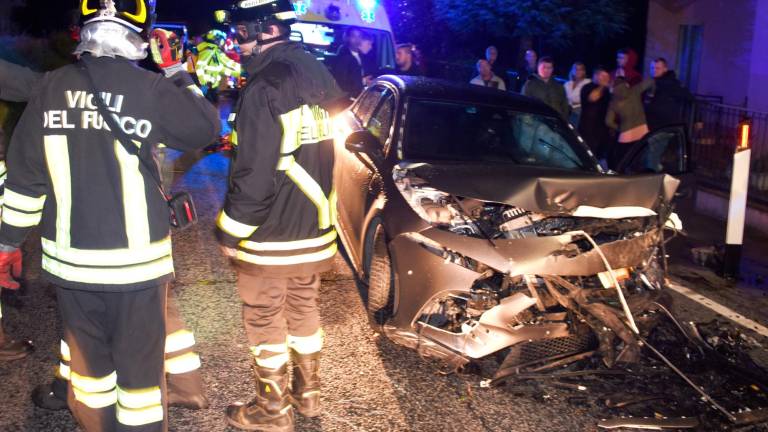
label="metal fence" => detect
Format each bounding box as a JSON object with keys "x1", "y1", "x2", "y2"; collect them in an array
[{"x1": 687, "y1": 100, "x2": 768, "y2": 201}]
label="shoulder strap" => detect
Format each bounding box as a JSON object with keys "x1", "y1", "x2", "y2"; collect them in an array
[{"x1": 80, "y1": 57, "x2": 167, "y2": 198}]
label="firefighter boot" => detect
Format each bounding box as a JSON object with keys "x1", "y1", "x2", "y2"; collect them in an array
[
  {"x1": 226, "y1": 364, "x2": 294, "y2": 432},
  {"x1": 31, "y1": 377, "x2": 69, "y2": 410},
  {"x1": 0, "y1": 324, "x2": 32, "y2": 361},
  {"x1": 290, "y1": 350, "x2": 321, "y2": 417},
  {"x1": 167, "y1": 368, "x2": 210, "y2": 410}
]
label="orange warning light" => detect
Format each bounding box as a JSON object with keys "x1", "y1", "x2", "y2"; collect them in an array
[{"x1": 739, "y1": 122, "x2": 750, "y2": 151}]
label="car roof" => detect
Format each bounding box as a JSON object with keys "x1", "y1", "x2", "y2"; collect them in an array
[{"x1": 374, "y1": 75, "x2": 561, "y2": 118}]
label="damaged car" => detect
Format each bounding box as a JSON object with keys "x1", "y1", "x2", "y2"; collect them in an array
[{"x1": 332, "y1": 77, "x2": 768, "y2": 427}]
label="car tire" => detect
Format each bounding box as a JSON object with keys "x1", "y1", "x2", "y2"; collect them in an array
[{"x1": 366, "y1": 223, "x2": 394, "y2": 330}]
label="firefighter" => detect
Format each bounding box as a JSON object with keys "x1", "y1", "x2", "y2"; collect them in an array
[
  {"x1": 214, "y1": 0, "x2": 342, "y2": 430},
  {"x1": 0, "y1": 56, "x2": 210, "y2": 410},
  {"x1": 0, "y1": 0, "x2": 219, "y2": 430}
]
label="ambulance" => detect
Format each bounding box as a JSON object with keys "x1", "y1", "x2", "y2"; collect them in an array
[{"x1": 288, "y1": 0, "x2": 396, "y2": 73}]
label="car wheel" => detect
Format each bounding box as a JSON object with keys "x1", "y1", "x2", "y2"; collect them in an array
[{"x1": 366, "y1": 223, "x2": 394, "y2": 330}]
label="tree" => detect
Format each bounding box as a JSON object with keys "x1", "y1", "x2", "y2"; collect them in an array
[{"x1": 432, "y1": 0, "x2": 631, "y2": 48}]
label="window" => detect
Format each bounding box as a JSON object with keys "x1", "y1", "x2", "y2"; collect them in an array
[
  {"x1": 368, "y1": 94, "x2": 395, "y2": 146},
  {"x1": 403, "y1": 99, "x2": 596, "y2": 171},
  {"x1": 351, "y1": 86, "x2": 385, "y2": 125}
]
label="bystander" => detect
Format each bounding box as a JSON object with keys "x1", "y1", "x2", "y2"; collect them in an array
[
  {"x1": 522, "y1": 56, "x2": 569, "y2": 120},
  {"x1": 565, "y1": 62, "x2": 591, "y2": 127},
  {"x1": 579, "y1": 67, "x2": 612, "y2": 166},
  {"x1": 606, "y1": 76, "x2": 655, "y2": 169},
  {"x1": 470, "y1": 59, "x2": 506, "y2": 91},
  {"x1": 644, "y1": 57, "x2": 693, "y2": 131}
]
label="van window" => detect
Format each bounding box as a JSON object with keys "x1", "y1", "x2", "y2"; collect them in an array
[{"x1": 291, "y1": 22, "x2": 395, "y2": 74}]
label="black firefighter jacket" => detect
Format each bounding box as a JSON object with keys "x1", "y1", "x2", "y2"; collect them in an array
[
  {"x1": 0, "y1": 55, "x2": 220, "y2": 291},
  {"x1": 216, "y1": 42, "x2": 343, "y2": 277}
]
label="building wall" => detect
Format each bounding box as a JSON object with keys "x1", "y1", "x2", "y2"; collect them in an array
[{"x1": 646, "y1": 0, "x2": 760, "y2": 108}]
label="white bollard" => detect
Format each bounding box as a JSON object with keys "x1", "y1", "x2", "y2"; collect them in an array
[{"x1": 723, "y1": 121, "x2": 751, "y2": 278}]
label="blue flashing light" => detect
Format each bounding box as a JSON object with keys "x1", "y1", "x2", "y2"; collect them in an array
[
  {"x1": 357, "y1": 0, "x2": 376, "y2": 23},
  {"x1": 357, "y1": 0, "x2": 377, "y2": 10},
  {"x1": 293, "y1": 1, "x2": 308, "y2": 16}
]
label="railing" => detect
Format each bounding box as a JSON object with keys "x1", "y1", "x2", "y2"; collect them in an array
[{"x1": 688, "y1": 100, "x2": 768, "y2": 201}]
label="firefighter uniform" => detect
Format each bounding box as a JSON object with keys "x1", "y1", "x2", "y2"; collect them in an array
[
  {"x1": 0, "y1": 56, "x2": 209, "y2": 411},
  {"x1": 215, "y1": 5, "x2": 342, "y2": 424},
  {"x1": 0, "y1": 42, "x2": 219, "y2": 432},
  {"x1": 195, "y1": 30, "x2": 242, "y2": 93}
]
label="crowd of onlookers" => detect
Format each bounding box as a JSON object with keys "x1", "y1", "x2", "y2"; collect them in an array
[
  {"x1": 318, "y1": 26, "x2": 694, "y2": 171},
  {"x1": 469, "y1": 46, "x2": 694, "y2": 170}
]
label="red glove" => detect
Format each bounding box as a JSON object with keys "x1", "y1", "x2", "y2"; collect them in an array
[
  {"x1": 0, "y1": 249, "x2": 22, "y2": 290},
  {"x1": 150, "y1": 29, "x2": 183, "y2": 69}
]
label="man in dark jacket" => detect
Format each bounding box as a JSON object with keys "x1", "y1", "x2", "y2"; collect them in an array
[
  {"x1": 579, "y1": 67, "x2": 612, "y2": 163},
  {"x1": 331, "y1": 27, "x2": 364, "y2": 100},
  {"x1": 217, "y1": 1, "x2": 343, "y2": 430},
  {"x1": 522, "y1": 56, "x2": 569, "y2": 120},
  {"x1": 644, "y1": 58, "x2": 693, "y2": 131},
  {"x1": 0, "y1": 1, "x2": 220, "y2": 429}
]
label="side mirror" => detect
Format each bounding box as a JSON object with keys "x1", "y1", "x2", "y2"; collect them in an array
[{"x1": 345, "y1": 130, "x2": 381, "y2": 157}]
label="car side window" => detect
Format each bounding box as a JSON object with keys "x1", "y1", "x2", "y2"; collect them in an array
[
  {"x1": 624, "y1": 127, "x2": 686, "y2": 174},
  {"x1": 352, "y1": 86, "x2": 386, "y2": 126},
  {"x1": 368, "y1": 94, "x2": 395, "y2": 146}
]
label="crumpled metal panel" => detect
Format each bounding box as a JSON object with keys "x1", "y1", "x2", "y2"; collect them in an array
[
  {"x1": 406, "y1": 163, "x2": 680, "y2": 213},
  {"x1": 421, "y1": 226, "x2": 660, "y2": 276},
  {"x1": 415, "y1": 292, "x2": 570, "y2": 359}
]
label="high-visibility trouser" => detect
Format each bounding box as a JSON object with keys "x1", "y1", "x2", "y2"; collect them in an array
[
  {"x1": 58, "y1": 287, "x2": 204, "y2": 404},
  {"x1": 57, "y1": 285, "x2": 166, "y2": 432},
  {"x1": 237, "y1": 272, "x2": 324, "y2": 368}
]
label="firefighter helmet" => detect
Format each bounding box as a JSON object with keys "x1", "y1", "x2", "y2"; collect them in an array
[
  {"x1": 80, "y1": 0, "x2": 157, "y2": 36},
  {"x1": 216, "y1": 0, "x2": 297, "y2": 44}
]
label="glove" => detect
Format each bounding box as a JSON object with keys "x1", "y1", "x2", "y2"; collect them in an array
[
  {"x1": 0, "y1": 249, "x2": 22, "y2": 290},
  {"x1": 150, "y1": 29, "x2": 184, "y2": 70}
]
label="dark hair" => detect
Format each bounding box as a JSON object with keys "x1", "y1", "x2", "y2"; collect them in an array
[
  {"x1": 569, "y1": 61, "x2": 586, "y2": 80},
  {"x1": 593, "y1": 65, "x2": 608, "y2": 75},
  {"x1": 360, "y1": 31, "x2": 374, "y2": 41},
  {"x1": 538, "y1": 56, "x2": 554, "y2": 66},
  {"x1": 653, "y1": 57, "x2": 668, "y2": 66},
  {"x1": 617, "y1": 48, "x2": 630, "y2": 55},
  {"x1": 397, "y1": 43, "x2": 414, "y2": 51},
  {"x1": 344, "y1": 27, "x2": 362, "y2": 39}
]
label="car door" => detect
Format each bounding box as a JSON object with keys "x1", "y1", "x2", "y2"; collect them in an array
[
  {"x1": 617, "y1": 124, "x2": 696, "y2": 211},
  {"x1": 334, "y1": 85, "x2": 396, "y2": 271}
]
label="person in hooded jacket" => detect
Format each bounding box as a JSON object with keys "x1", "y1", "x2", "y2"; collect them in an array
[
  {"x1": 644, "y1": 57, "x2": 693, "y2": 131},
  {"x1": 215, "y1": 1, "x2": 343, "y2": 430},
  {"x1": 613, "y1": 48, "x2": 642, "y2": 87}
]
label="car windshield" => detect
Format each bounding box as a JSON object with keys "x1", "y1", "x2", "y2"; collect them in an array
[
  {"x1": 291, "y1": 22, "x2": 395, "y2": 72},
  {"x1": 403, "y1": 99, "x2": 597, "y2": 171}
]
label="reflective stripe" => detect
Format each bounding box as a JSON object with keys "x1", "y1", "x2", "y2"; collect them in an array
[
  {"x1": 117, "y1": 404, "x2": 164, "y2": 426},
  {"x1": 59, "y1": 363, "x2": 71, "y2": 380},
  {"x1": 44, "y1": 135, "x2": 72, "y2": 248},
  {"x1": 114, "y1": 140, "x2": 151, "y2": 248},
  {"x1": 216, "y1": 210, "x2": 258, "y2": 238},
  {"x1": 187, "y1": 85, "x2": 204, "y2": 97},
  {"x1": 279, "y1": 157, "x2": 331, "y2": 229},
  {"x1": 71, "y1": 371, "x2": 117, "y2": 394},
  {"x1": 236, "y1": 242, "x2": 337, "y2": 266},
  {"x1": 4, "y1": 189, "x2": 46, "y2": 212},
  {"x1": 74, "y1": 388, "x2": 117, "y2": 409},
  {"x1": 287, "y1": 329, "x2": 324, "y2": 355},
  {"x1": 117, "y1": 385, "x2": 162, "y2": 409},
  {"x1": 329, "y1": 187, "x2": 338, "y2": 226},
  {"x1": 61, "y1": 340, "x2": 71, "y2": 362},
  {"x1": 240, "y1": 230, "x2": 337, "y2": 252},
  {"x1": 250, "y1": 343, "x2": 289, "y2": 368},
  {"x1": 42, "y1": 255, "x2": 174, "y2": 285},
  {"x1": 1, "y1": 208, "x2": 42, "y2": 227},
  {"x1": 41, "y1": 237, "x2": 172, "y2": 267},
  {"x1": 165, "y1": 329, "x2": 196, "y2": 354},
  {"x1": 165, "y1": 352, "x2": 201, "y2": 375},
  {"x1": 279, "y1": 109, "x2": 303, "y2": 154}
]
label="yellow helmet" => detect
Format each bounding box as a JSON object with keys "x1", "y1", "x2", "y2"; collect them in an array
[{"x1": 80, "y1": 0, "x2": 157, "y2": 36}]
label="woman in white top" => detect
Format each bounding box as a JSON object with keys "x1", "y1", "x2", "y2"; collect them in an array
[{"x1": 565, "y1": 62, "x2": 591, "y2": 127}]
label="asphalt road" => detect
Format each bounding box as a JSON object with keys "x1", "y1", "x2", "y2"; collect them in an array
[{"x1": 1, "y1": 151, "x2": 767, "y2": 432}]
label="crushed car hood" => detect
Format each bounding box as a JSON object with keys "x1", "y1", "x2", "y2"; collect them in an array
[{"x1": 406, "y1": 163, "x2": 680, "y2": 213}]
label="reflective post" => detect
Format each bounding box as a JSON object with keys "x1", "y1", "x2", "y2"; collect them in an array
[{"x1": 723, "y1": 119, "x2": 751, "y2": 278}]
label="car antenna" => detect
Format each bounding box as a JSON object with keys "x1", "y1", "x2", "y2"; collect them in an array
[{"x1": 450, "y1": 195, "x2": 497, "y2": 249}]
